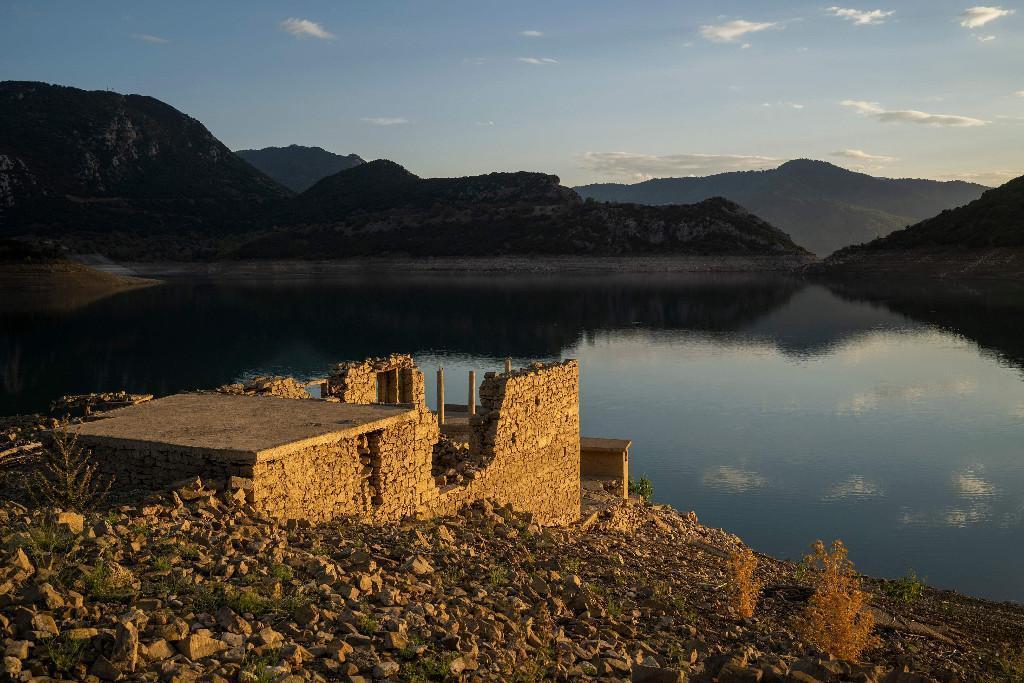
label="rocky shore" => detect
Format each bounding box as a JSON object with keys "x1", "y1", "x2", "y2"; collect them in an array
[{"x1": 2, "y1": 397, "x2": 1024, "y2": 682}]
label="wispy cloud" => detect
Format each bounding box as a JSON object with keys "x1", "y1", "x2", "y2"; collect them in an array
[
  {"x1": 700, "y1": 19, "x2": 779, "y2": 43},
  {"x1": 280, "y1": 17, "x2": 335, "y2": 40},
  {"x1": 132, "y1": 33, "x2": 169, "y2": 44},
  {"x1": 959, "y1": 6, "x2": 1014, "y2": 28},
  {"x1": 1017, "y1": 91, "x2": 1024, "y2": 97},
  {"x1": 581, "y1": 151, "x2": 780, "y2": 181},
  {"x1": 827, "y1": 7, "x2": 894, "y2": 25},
  {"x1": 762, "y1": 101, "x2": 805, "y2": 109},
  {"x1": 976, "y1": 33, "x2": 997, "y2": 41},
  {"x1": 361, "y1": 117, "x2": 409, "y2": 126},
  {"x1": 841, "y1": 100, "x2": 989, "y2": 126},
  {"x1": 833, "y1": 148, "x2": 896, "y2": 162},
  {"x1": 518, "y1": 57, "x2": 558, "y2": 65},
  {"x1": 520, "y1": 30, "x2": 543, "y2": 37}
]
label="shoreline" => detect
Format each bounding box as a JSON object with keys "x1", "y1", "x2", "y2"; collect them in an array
[
  {"x1": 119, "y1": 254, "x2": 819, "y2": 279},
  {"x1": 813, "y1": 247, "x2": 1024, "y2": 280}
]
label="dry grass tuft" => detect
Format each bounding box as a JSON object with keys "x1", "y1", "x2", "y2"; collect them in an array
[
  {"x1": 728, "y1": 546, "x2": 762, "y2": 618},
  {"x1": 795, "y1": 540, "x2": 876, "y2": 661},
  {"x1": 29, "y1": 424, "x2": 112, "y2": 511}
]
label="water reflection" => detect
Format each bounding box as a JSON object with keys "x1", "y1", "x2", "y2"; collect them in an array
[{"x1": 3, "y1": 271, "x2": 1024, "y2": 600}]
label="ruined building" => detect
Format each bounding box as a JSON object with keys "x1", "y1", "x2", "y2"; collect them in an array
[{"x1": 73, "y1": 356, "x2": 605, "y2": 525}]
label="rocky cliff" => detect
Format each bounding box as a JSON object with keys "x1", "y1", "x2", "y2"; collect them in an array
[{"x1": 0, "y1": 81, "x2": 288, "y2": 235}]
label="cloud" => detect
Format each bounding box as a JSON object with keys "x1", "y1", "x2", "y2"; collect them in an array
[
  {"x1": 833, "y1": 148, "x2": 896, "y2": 162},
  {"x1": 520, "y1": 30, "x2": 543, "y2": 37},
  {"x1": 360, "y1": 117, "x2": 409, "y2": 126},
  {"x1": 827, "y1": 7, "x2": 895, "y2": 25},
  {"x1": 976, "y1": 34, "x2": 997, "y2": 41},
  {"x1": 580, "y1": 151, "x2": 780, "y2": 181},
  {"x1": 280, "y1": 17, "x2": 334, "y2": 40},
  {"x1": 700, "y1": 19, "x2": 779, "y2": 43},
  {"x1": 476, "y1": 120, "x2": 495, "y2": 126},
  {"x1": 841, "y1": 100, "x2": 989, "y2": 126},
  {"x1": 959, "y1": 6, "x2": 1014, "y2": 28},
  {"x1": 1017, "y1": 91, "x2": 1024, "y2": 97},
  {"x1": 132, "y1": 33, "x2": 169, "y2": 44},
  {"x1": 518, "y1": 57, "x2": 558, "y2": 65},
  {"x1": 762, "y1": 101, "x2": 805, "y2": 109}
]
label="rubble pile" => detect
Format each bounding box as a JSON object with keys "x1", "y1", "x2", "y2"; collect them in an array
[
  {"x1": 1, "y1": 478, "x2": 1015, "y2": 682},
  {"x1": 215, "y1": 378, "x2": 312, "y2": 401}
]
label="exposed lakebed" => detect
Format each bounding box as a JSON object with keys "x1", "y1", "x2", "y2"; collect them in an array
[{"x1": 3, "y1": 271, "x2": 1024, "y2": 601}]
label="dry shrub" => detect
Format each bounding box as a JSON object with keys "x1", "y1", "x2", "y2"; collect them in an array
[
  {"x1": 30, "y1": 424, "x2": 112, "y2": 511},
  {"x1": 795, "y1": 540, "x2": 876, "y2": 661},
  {"x1": 728, "y1": 546, "x2": 762, "y2": 618}
]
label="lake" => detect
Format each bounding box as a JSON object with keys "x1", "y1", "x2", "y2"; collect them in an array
[{"x1": 3, "y1": 271, "x2": 1024, "y2": 601}]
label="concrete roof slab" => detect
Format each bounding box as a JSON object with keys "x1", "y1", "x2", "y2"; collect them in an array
[{"x1": 73, "y1": 393, "x2": 416, "y2": 459}]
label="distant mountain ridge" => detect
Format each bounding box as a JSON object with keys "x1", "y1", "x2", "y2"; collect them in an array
[
  {"x1": 575, "y1": 159, "x2": 987, "y2": 255},
  {"x1": 235, "y1": 145, "x2": 364, "y2": 192},
  {"x1": 238, "y1": 159, "x2": 809, "y2": 258},
  {"x1": 0, "y1": 81, "x2": 808, "y2": 261},
  {"x1": 820, "y1": 173, "x2": 1024, "y2": 278}
]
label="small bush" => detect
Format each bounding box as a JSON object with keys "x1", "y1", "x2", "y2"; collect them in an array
[
  {"x1": 356, "y1": 612, "x2": 379, "y2": 635},
  {"x1": 240, "y1": 648, "x2": 281, "y2": 683},
  {"x1": 629, "y1": 476, "x2": 654, "y2": 502},
  {"x1": 795, "y1": 540, "x2": 876, "y2": 661},
  {"x1": 269, "y1": 563, "x2": 294, "y2": 581},
  {"x1": 401, "y1": 651, "x2": 459, "y2": 682},
  {"x1": 42, "y1": 633, "x2": 89, "y2": 674},
  {"x1": 21, "y1": 521, "x2": 83, "y2": 587},
  {"x1": 82, "y1": 559, "x2": 137, "y2": 601},
  {"x1": 29, "y1": 425, "x2": 112, "y2": 511},
  {"x1": 728, "y1": 546, "x2": 762, "y2": 618},
  {"x1": 885, "y1": 570, "x2": 925, "y2": 604}
]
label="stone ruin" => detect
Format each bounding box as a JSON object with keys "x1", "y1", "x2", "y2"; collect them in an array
[{"x1": 73, "y1": 355, "x2": 584, "y2": 525}]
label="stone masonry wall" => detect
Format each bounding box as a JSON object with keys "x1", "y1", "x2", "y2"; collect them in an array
[
  {"x1": 325, "y1": 354, "x2": 419, "y2": 405},
  {"x1": 426, "y1": 360, "x2": 581, "y2": 525},
  {"x1": 81, "y1": 439, "x2": 253, "y2": 492},
  {"x1": 251, "y1": 406, "x2": 440, "y2": 523}
]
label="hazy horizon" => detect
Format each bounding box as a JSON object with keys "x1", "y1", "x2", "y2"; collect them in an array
[{"x1": 3, "y1": 0, "x2": 1022, "y2": 187}]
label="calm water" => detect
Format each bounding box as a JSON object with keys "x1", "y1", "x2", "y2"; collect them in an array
[{"x1": 4, "y1": 272, "x2": 1024, "y2": 601}]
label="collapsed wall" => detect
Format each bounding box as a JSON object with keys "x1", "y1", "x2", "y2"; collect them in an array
[
  {"x1": 325, "y1": 354, "x2": 422, "y2": 406},
  {"x1": 428, "y1": 360, "x2": 581, "y2": 525}
]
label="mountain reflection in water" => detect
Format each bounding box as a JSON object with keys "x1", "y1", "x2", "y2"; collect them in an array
[{"x1": 2, "y1": 272, "x2": 1024, "y2": 600}]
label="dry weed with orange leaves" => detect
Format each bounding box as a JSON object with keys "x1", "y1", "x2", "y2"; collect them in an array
[
  {"x1": 728, "y1": 546, "x2": 762, "y2": 618},
  {"x1": 795, "y1": 540, "x2": 876, "y2": 661}
]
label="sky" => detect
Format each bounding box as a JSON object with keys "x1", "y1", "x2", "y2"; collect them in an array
[{"x1": 1, "y1": 1, "x2": 1022, "y2": 187}]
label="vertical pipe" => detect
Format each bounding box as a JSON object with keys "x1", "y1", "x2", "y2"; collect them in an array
[
  {"x1": 468, "y1": 370, "x2": 476, "y2": 416},
  {"x1": 504, "y1": 358, "x2": 512, "y2": 374},
  {"x1": 436, "y1": 367, "x2": 445, "y2": 425}
]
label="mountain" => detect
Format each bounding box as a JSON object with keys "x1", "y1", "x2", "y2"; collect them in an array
[
  {"x1": 0, "y1": 81, "x2": 288, "y2": 244},
  {"x1": 0, "y1": 82, "x2": 808, "y2": 261},
  {"x1": 235, "y1": 145, "x2": 364, "y2": 192},
  {"x1": 233, "y1": 160, "x2": 808, "y2": 258},
  {"x1": 821, "y1": 174, "x2": 1024, "y2": 278},
  {"x1": 575, "y1": 160, "x2": 987, "y2": 256}
]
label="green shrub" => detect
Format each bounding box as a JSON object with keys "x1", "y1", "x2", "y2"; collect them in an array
[
  {"x1": 629, "y1": 476, "x2": 654, "y2": 502},
  {"x1": 885, "y1": 569, "x2": 925, "y2": 604}
]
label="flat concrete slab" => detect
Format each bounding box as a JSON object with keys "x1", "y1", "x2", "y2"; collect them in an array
[
  {"x1": 74, "y1": 393, "x2": 416, "y2": 459},
  {"x1": 580, "y1": 437, "x2": 632, "y2": 453}
]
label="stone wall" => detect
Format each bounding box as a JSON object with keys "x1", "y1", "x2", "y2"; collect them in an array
[
  {"x1": 325, "y1": 354, "x2": 423, "y2": 407},
  {"x1": 426, "y1": 360, "x2": 581, "y2": 525},
  {"x1": 81, "y1": 440, "x2": 253, "y2": 492}
]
